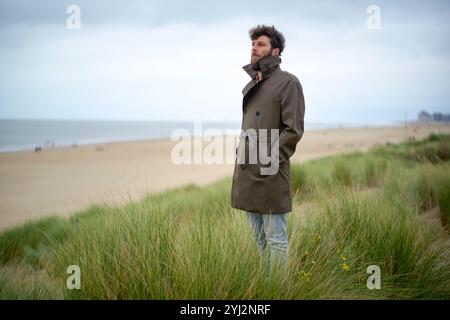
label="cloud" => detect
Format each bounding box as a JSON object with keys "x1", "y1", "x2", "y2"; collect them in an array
[{"x1": 0, "y1": 0, "x2": 449, "y2": 123}]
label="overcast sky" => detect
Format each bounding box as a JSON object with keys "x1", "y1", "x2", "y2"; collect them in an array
[{"x1": 0, "y1": 0, "x2": 449, "y2": 124}]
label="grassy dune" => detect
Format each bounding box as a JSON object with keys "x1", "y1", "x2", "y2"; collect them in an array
[{"x1": 1, "y1": 133, "x2": 449, "y2": 299}]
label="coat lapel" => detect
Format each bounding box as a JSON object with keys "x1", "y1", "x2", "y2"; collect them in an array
[
  {"x1": 242, "y1": 79, "x2": 257, "y2": 98},
  {"x1": 242, "y1": 78, "x2": 266, "y2": 111},
  {"x1": 242, "y1": 78, "x2": 264, "y2": 99},
  {"x1": 241, "y1": 55, "x2": 282, "y2": 111}
]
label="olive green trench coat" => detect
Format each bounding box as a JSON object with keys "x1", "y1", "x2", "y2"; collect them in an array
[{"x1": 231, "y1": 54, "x2": 305, "y2": 214}]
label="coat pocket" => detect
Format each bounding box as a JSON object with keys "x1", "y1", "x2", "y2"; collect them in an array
[{"x1": 237, "y1": 131, "x2": 277, "y2": 176}]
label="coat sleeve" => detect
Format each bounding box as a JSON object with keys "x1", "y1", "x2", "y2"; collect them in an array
[{"x1": 277, "y1": 78, "x2": 305, "y2": 163}]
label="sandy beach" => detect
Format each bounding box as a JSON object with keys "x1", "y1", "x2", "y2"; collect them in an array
[{"x1": 0, "y1": 123, "x2": 449, "y2": 231}]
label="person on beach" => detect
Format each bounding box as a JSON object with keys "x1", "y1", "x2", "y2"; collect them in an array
[{"x1": 231, "y1": 25, "x2": 305, "y2": 271}]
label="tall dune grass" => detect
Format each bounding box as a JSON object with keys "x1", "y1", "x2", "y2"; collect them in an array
[{"x1": 1, "y1": 133, "x2": 449, "y2": 299}]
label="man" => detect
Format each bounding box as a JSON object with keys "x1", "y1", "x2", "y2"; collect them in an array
[{"x1": 231, "y1": 25, "x2": 305, "y2": 270}]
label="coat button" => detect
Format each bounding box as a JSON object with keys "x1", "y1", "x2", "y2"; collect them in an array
[{"x1": 256, "y1": 111, "x2": 260, "y2": 116}]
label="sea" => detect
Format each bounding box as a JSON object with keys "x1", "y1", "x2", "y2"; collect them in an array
[{"x1": 0, "y1": 119, "x2": 400, "y2": 153}]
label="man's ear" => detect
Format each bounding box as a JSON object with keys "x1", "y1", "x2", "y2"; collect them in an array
[{"x1": 272, "y1": 48, "x2": 280, "y2": 56}]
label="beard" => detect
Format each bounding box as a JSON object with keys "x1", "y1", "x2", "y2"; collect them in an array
[{"x1": 251, "y1": 50, "x2": 273, "y2": 65}]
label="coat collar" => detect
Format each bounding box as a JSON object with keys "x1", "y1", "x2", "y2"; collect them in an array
[
  {"x1": 242, "y1": 55, "x2": 282, "y2": 81},
  {"x1": 241, "y1": 55, "x2": 281, "y2": 100}
]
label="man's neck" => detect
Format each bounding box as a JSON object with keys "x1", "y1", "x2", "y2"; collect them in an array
[{"x1": 255, "y1": 71, "x2": 263, "y2": 82}]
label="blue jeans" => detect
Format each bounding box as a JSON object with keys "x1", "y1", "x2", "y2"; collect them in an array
[{"x1": 247, "y1": 211, "x2": 288, "y2": 271}]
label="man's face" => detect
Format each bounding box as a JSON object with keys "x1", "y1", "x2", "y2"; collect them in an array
[{"x1": 251, "y1": 35, "x2": 277, "y2": 64}]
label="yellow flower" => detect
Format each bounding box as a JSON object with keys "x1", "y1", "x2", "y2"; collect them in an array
[
  {"x1": 340, "y1": 263, "x2": 350, "y2": 271},
  {"x1": 340, "y1": 255, "x2": 347, "y2": 261},
  {"x1": 300, "y1": 270, "x2": 312, "y2": 282}
]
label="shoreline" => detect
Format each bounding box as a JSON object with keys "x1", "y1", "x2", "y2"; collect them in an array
[
  {"x1": 1, "y1": 122, "x2": 449, "y2": 231},
  {"x1": 0, "y1": 121, "x2": 431, "y2": 154}
]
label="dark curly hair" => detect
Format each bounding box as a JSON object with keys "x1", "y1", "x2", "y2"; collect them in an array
[{"x1": 249, "y1": 24, "x2": 285, "y2": 56}]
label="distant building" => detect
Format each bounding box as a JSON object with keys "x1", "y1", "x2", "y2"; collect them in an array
[
  {"x1": 418, "y1": 111, "x2": 432, "y2": 122},
  {"x1": 432, "y1": 112, "x2": 450, "y2": 122},
  {"x1": 418, "y1": 110, "x2": 450, "y2": 123}
]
